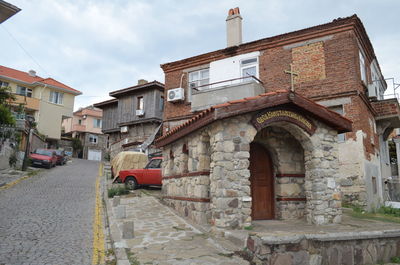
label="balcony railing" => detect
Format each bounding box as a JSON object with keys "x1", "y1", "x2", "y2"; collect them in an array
[
  {"x1": 10, "y1": 94, "x2": 40, "y2": 111},
  {"x1": 73, "y1": 124, "x2": 86, "y2": 132},
  {"x1": 191, "y1": 76, "x2": 266, "y2": 111}
]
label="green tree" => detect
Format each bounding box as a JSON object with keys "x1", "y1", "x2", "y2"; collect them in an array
[
  {"x1": 0, "y1": 85, "x2": 16, "y2": 125},
  {"x1": 72, "y1": 137, "x2": 83, "y2": 157}
]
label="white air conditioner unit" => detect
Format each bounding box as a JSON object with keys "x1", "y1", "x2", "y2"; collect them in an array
[
  {"x1": 120, "y1": 126, "x2": 128, "y2": 133},
  {"x1": 167, "y1": 87, "x2": 184, "y2": 102},
  {"x1": 367, "y1": 83, "x2": 378, "y2": 99},
  {"x1": 136, "y1": 109, "x2": 145, "y2": 116}
]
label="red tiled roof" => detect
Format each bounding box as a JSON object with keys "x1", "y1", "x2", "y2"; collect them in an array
[
  {"x1": 0, "y1": 65, "x2": 81, "y2": 95},
  {"x1": 155, "y1": 90, "x2": 352, "y2": 147}
]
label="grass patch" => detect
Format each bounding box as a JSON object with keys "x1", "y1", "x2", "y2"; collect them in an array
[
  {"x1": 391, "y1": 256, "x2": 400, "y2": 263},
  {"x1": 27, "y1": 169, "x2": 40, "y2": 177},
  {"x1": 125, "y1": 248, "x2": 140, "y2": 265},
  {"x1": 107, "y1": 186, "x2": 129, "y2": 198},
  {"x1": 217, "y1": 252, "x2": 234, "y2": 258},
  {"x1": 348, "y1": 205, "x2": 400, "y2": 224},
  {"x1": 244, "y1": 225, "x2": 254, "y2": 231}
]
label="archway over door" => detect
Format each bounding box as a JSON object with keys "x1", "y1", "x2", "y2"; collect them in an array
[{"x1": 249, "y1": 142, "x2": 274, "y2": 220}]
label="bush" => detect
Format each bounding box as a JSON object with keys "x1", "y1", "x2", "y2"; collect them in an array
[
  {"x1": 108, "y1": 186, "x2": 129, "y2": 198},
  {"x1": 378, "y1": 206, "x2": 400, "y2": 217}
]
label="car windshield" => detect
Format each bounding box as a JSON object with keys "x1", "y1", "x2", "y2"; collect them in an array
[
  {"x1": 54, "y1": 150, "x2": 63, "y2": 155},
  {"x1": 146, "y1": 159, "x2": 162, "y2": 169},
  {"x1": 35, "y1": 149, "x2": 53, "y2": 156}
]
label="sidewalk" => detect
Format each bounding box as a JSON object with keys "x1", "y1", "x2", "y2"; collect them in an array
[
  {"x1": 106, "y1": 190, "x2": 249, "y2": 265},
  {"x1": 0, "y1": 167, "x2": 41, "y2": 189}
]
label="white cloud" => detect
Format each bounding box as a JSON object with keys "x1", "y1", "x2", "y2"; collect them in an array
[{"x1": 1, "y1": 0, "x2": 399, "y2": 109}]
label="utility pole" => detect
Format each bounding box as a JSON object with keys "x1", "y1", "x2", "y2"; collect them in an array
[{"x1": 21, "y1": 116, "x2": 35, "y2": 171}]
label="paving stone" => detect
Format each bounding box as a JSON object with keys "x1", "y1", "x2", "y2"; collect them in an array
[
  {"x1": 108, "y1": 193, "x2": 249, "y2": 264},
  {"x1": 0, "y1": 159, "x2": 98, "y2": 265}
]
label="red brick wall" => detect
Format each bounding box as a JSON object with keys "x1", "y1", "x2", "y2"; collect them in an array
[
  {"x1": 371, "y1": 99, "x2": 400, "y2": 117},
  {"x1": 344, "y1": 96, "x2": 377, "y2": 158},
  {"x1": 162, "y1": 29, "x2": 379, "y2": 156}
]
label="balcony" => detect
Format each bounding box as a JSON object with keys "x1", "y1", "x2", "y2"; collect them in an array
[
  {"x1": 10, "y1": 94, "x2": 40, "y2": 111},
  {"x1": 73, "y1": 124, "x2": 86, "y2": 132},
  {"x1": 191, "y1": 76, "x2": 266, "y2": 112}
]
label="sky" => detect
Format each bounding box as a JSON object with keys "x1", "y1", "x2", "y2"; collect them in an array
[{"x1": 1, "y1": 0, "x2": 400, "y2": 110}]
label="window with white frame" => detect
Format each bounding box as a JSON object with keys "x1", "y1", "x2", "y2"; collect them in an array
[
  {"x1": 93, "y1": 119, "x2": 102, "y2": 128},
  {"x1": 359, "y1": 51, "x2": 367, "y2": 84},
  {"x1": 17, "y1": 86, "x2": 33, "y2": 97},
  {"x1": 189, "y1": 68, "x2": 209, "y2": 91},
  {"x1": 0, "y1": 81, "x2": 9, "y2": 88},
  {"x1": 328, "y1": 105, "x2": 346, "y2": 142},
  {"x1": 89, "y1": 134, "x2": 98, "y2": 144},
  {"x1": 241, "y1": 57, "x2": 258, "y2": 81},
  {"x1": 49, "y1": 91, "x2": 63, "y2": 104}
]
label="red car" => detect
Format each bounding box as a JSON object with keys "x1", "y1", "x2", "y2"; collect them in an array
[
  {"x1": 30, "y1": 149, "x2": 57, "y2": 169},
  {"x1": 118, "y1": 157, "x2": 162, "y2": 190},
  {"x1": 48, "y1": 149, "x2": 66, "y2": 165}
]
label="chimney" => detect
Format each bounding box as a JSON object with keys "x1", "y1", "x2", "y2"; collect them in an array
[
  {"x1": 28, "y1": 70, "x2": 36, "y2": 77},
  {"x1": 226, "y1": 7, "x2": 242, "y2": 47},
  {"x1": 138, "y1": 79, "x2": 148, "y2": 85}
]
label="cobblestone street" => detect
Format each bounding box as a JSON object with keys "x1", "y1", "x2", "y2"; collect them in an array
[{"x1": 0, "y1": 159, "x2": 99, "y2": 265}]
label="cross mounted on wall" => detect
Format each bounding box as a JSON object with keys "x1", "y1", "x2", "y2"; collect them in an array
[{"x1": 284, "y1": 64, "x2": 299, "y2": 92}]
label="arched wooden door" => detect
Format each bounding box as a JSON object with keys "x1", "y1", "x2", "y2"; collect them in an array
[{"x1": 249, "y1": 142, "x2": 275, "y2": 220}]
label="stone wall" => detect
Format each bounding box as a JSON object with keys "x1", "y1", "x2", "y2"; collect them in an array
[
  {"x1": 162, "y1": 130, "x2": 212, "y2": 225},
  {"x1": 109, "y1": 123, "x2": 159, "y2": 159},
  {"x1": 247, "y1": 232, "x2": 400, "y2": 265},
  {"x1": 162, "y1": 113, "x2": 342, "y2": 228},
  {"x1": 254, "y1": 127, "x2": 306, "y2": 220}
]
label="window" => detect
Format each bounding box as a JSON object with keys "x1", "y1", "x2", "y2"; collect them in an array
[
  {"x1": 94, "y1": 119, "x2": 102, "y2": 128},
  {"x1": 359, "y1": 51, "x2": 367, "y2": 84},
  {"x1": 328, "y1": 106, "x2": 345, "y2": 142},
  {"x1": 17, "y1": 86, "x2": 32, "y2": 97},
  {"x1": 372, "y1": 176, "x2": 377, "y2": 194},
  {"x1": 78, "y1": 119, "x2": 82, "y2": 125},
  {"x1": 146, "y1": 159, "x2": 162, "y2": 169},
  {"x1": 49, "y1": 91, "x2": 63, "y2": 104},
  {"x1": 241, "y1": 57, "x2": 258, "y2": 81},
  {"x1": 89, "y1": 134, "x2": 98, "y2": 144},
  {"x1": 137, "y1": 96, "x2": 144, "y2": 110},
  {"x1": 0, "y1": 81, "x2": 9, "y2": 88},
  {"x1": 189, "y1": 68, "x2": 209, "y2": 91},
  {"x1": 160, "y1": 96, "x2": 164, "y2": 111}
]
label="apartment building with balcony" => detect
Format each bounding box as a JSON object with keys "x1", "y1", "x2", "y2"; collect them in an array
[
  {"x1": 0, "y1": 65, "x2": 82, "y2": 141},
  {"x1": 156, "y1": 9, "x2": 400, "y2": 228},
  {"x1": 62, "y1": 106, "x2": 106, "y2": 161}
]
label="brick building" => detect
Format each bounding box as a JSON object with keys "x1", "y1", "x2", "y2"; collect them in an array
[{"x1": 156, "y1": 9, "x2": 400, "y2": 228}]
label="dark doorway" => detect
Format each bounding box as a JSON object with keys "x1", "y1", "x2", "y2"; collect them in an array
[{"x1": 249, "y1": 142, "x2": 274, "y2": 220}]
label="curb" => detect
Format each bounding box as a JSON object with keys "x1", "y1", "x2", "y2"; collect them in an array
[
  {"x1": 101, "y1": 162, "x2": 130, "y2": 265},
  {"x1": 0, "y1": 175, "x2": 30, "y2": 190}
]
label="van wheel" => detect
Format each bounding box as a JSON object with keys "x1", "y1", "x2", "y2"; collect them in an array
[{"x1": 125, "y1": 177, "x2": 138, "y2": 190}]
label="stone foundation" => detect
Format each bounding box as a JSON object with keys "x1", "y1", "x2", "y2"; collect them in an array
[{"x1": 247, "y1": 231, "x2": 400, "y2": 265}]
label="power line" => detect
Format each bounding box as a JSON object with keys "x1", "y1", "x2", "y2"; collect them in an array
[{"x1": 1, "y1": 24, "x2": 49, "y2": 76}]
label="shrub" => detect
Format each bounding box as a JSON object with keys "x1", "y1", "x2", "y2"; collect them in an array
[{"x1": 108, "y1": 186, "x2": 129, "y2": 198}]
